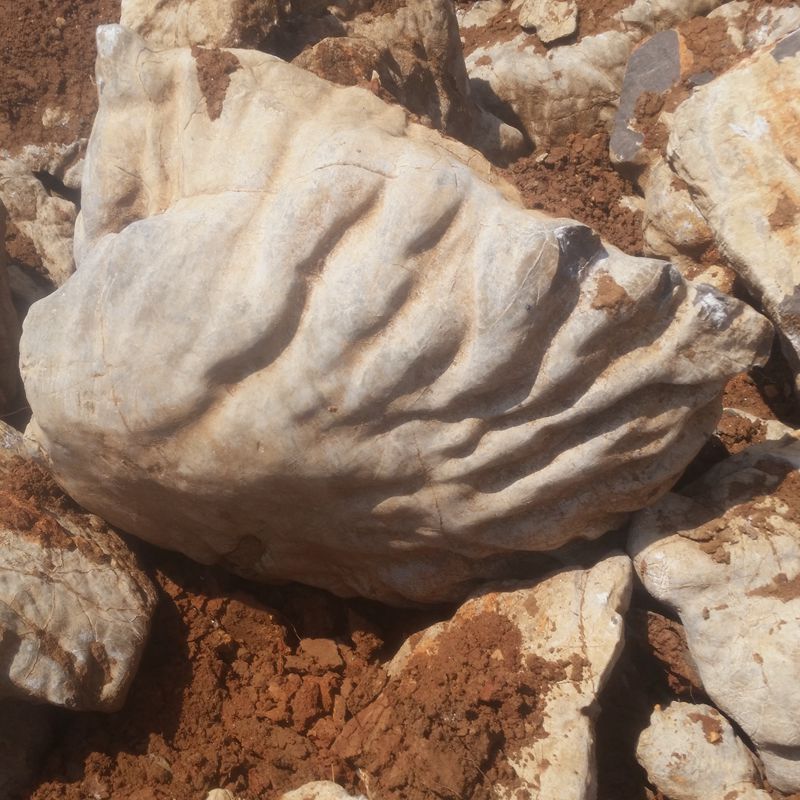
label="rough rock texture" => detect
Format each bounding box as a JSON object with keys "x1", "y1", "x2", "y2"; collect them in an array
[
  {"x1": 668, "y1": 31, "x2": 800, "y2": 389},
  {"x1": 0, "y1": 424, "x2": 157, "y2": 711},
  {"x1": 515, "y1": 0, "x2": 577, "y2": 43},
  {"x1": 0, "y1": 700, "x2": 54, "y2": 799},
  {"x1": 281, "y1": 783, "x2": 367, "y2": 800},
  {"x1": 296, "y1": 0, "x2": 526, "y2": 161},
  {"x1": 0, "y1": 210, "x2": 22, "y2": 417},
  {"x1": 18, "y1": 24, "x2": 774, "y2": 604},
  {"x1": 120, "y1": 0, "x2": 282, "y2": 48},
  {"x1": 335, "y1": 555, "x2": 632, "y2": 799},
  {"x1": 636, "y1": 701, "x2": 771, "y2": 800},
  {"x1": 629, "y1": 439, "x2": 800, "y2": 792},
  {"x1": 463, "y1": 0, "x2": 725, "y2": 148},
  {"x1": 0, "y1": 142, "x2": 83, "y2": 288}
]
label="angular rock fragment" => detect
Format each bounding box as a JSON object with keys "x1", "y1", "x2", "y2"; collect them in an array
[
  {"x1": 0, "y1": 429, "x2": 157, "y2": 711},
  {"x1": 629, "y1": 440, "x2": 800, "y2": 792},
  {"x1": 668, "y1": 32, "x2": 800, "y2": 390},
  {"x1": 20, "y1": 25, "x2": 771, "y2": 605},
  {"x1": 334, "y1": 555, "x2": 632, "y2": 799},
  {"x1": 464, "y1": 0, "x2": 725, "y2": 148},
  {"x1": 0, "y1": 142, "x2": 83, "y2": 288},
  {"x1": 637, "y1": 702, "x2": 771, "y2": 800},
  {"x1": 515, "y1": 0, "x2": 577, "y2": 44}
]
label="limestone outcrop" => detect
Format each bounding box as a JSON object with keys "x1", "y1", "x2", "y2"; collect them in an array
[
  {"x1": 0, "y1": 421, "x2": 157, "y2": 711},
  {"x1": 637, "y1": 702, "x2": 771, "y2": 800},
  {"x1": 20, "y1": 25, "x2": 771, "y2": 605},
  {"x1": 630, "y1": 440, "x2": 800, "y2": 792}
]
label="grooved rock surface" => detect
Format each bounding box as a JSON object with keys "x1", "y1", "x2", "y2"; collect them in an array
[
  {"x1": 636, "y1": 701, "x2": 771, "y2": 800},
  {"x1": 629, "y1": 439, "x2": 800, "y2": 792},
  {"x1": 335, "y1": 555, "x2": 632, "y2": 799},
  {"x1": 21, "y1": 24, "x2": 771, "y2": 605},
  {"x1": 668, "y1": 31, "x2": 800, "y2": 389},
  {"x1": 0, "y1": 421, "x2": 157, "y2": 711}
]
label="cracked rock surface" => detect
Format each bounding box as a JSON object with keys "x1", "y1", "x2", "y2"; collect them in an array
[
  {"x1": 0, "y1": 421, "x2": 157, "y2": 711},
  {"x1": 629, "y1": 439, "x2": 800, "y2": 792}
]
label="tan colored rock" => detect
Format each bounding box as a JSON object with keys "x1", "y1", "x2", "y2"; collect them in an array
[
  {"x1": 636, "y1": 702, "x2": 771, "y2": 800},
  {"x1": 515, "y1": 0, "x2": 577, "y2": 43},
  {"x1": 0, "y1": 142, "x2": 83, "y2": 287},
  {"x1": 0, "y1": 426, "x2": 157, "y2": 711},
  {"x1": 335, "y1": 555, "x2": 632, "y2": 799},
  {"x1": 464, "y1": 0, "x2": 724, "y2": 147},
  {"x1": 668, "y1": 31, "x2": 800, "y2": 389},
  {"x1": 120, "y1": 0, "x2": 281, "y2": 48},
  {"x1": 629, "y1": 440, "x2": 800, "y2": 792},
  {"x1": 21, "y1": 26, "x2": 771, "y2": 605},
  {"x1": 281, "y1": 782, "x2": 367, "y2": 800},
  {"x1": 296, "y1": 0, "x2": 526, "y2": 160}
]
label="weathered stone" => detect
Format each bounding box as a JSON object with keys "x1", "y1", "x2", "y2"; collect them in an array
[
  {"x1": 0, "y1": 142, "x2": 83, "y2": 287},
  {"x1": 464, "y1": 0, "x2": 724, "y2": 148},
  {"x1": 20, "y1": 25, "x2": 771, "y2": 605},
  {"x1": 281, "y1": 782, "x2": 367, "y2": 800},
  {"x1": 515, "y1": 0, "x2": 577, "y2": 43},
  {"x1": 629, "y1": 440, "x2": 800, "y2": 792},
  {"x1": 0, "y1": 437, "x2": 157, "y2": 711},
  {"x1": 335, "y1": 555, "x2": 632, "y2": 799},
  {"x1": 636, "y1": 702, "x2": 771, "y2": 800},
  {"x1": 120, "y1": 0, "x2": 281, "y2": 48},
  {"x1": 667, "y1": 33, "x2": 800, "y2": 390}
]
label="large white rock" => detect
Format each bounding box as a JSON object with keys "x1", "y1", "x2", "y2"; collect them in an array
[
  {"x1": 636, "y1": 702, "x2": 771, "y2": 800},
  {"x1": 629, "y1": 440, "x2": 800, "y2": 792},
  {"x1": 335, "y1": 554, "x2": 632, "y2": 799},
  {"x1": 668, "y1": 30, "x2": 800, "y2": 389},
  {"x1": 20, "y1": 25, "x2": 771, "y2": 605},
  {"x1": 0, "y1": 421, "x2": 157, "y2": 711}
]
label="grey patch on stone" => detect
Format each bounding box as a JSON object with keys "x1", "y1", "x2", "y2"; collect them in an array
[
  {"x1": 687, "y1": 69, "x2": 715, "y2": 86},
  {"x1": 772, "y1": 29, "x2": 800, "y2": 62},
  {"x1": 611, "y1": 29, "x2": 681, "y2": 164}
]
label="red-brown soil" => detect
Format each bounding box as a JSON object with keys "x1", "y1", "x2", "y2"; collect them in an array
[
  {"x1": 502, "y1": 129, "x2": 646, "y2": 255},
  {"x1": 26, "y1": 545, "x2": 447, "y2": 800}
]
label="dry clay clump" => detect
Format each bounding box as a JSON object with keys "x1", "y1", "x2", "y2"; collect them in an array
[{"x1": 18, "y1": 24, "x2": 772, "y2": 605}]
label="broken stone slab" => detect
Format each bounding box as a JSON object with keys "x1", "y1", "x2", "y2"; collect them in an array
[
  {"x1": 514, "y1": 0, "x2": 577, "y2": 44},
  {"x1": 334, "y1": 554, "x2": 632, "y2": 799},
  {"x1": 0, "y1": 142, "x2": 84, "y2": 288},
  {"x1": 0, "y1": 441, "x2": 157, "y2": 711},
  {"x1": 629, "y1": 439, "x2": 800, "y2": 792},
  {"x1": 667, "y1": 31, "x2": 800, "y2": 392},
  {"x1": 464, "y1": 0, "x2": 725, "y2": 148},
  {"x1": 281, "y1": 783, "x2": 368, "y2": 800},
  {"x1": 21, "y1": 25, "x2": 771, "y2": 605},
  {"x1": 637, "y1": 702, "x2": 771, "y2": 800},
  {"x1": 296, "y1": 0, "x2": 526, "y2": 161}
]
